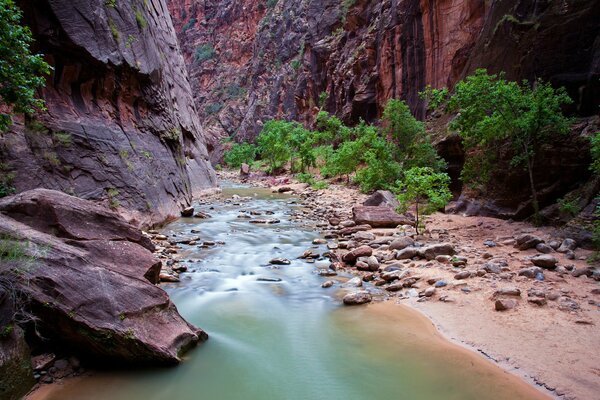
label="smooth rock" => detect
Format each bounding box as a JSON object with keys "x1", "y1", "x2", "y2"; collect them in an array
[
  {"x1": 342, "y1": 246, "x2": 373, "y2": 263},
  {"x1": 530, "y1": 254, "x2": 558, "y2": 269},
  {"x1": 557, "y1": 238, "x2": 577, "y2": 253},
  {"x1": 495, "y1": 299, "x2": 517, "y2": 311},
  {"x1": 181, "y1": 207, "x2": 194, "y2": 217},
  {"x1": 418, "y1": 243, "x2": 455, "y2": 260},
  {"x1": 343, "y1": 291, "x2": 372, "y2": 305},
  {"x1": 515, "y1": 234, "x2": 543, "y2": 250},
  {"x1": 352, "y1": 206, "x2": 414, "y2": 228}
]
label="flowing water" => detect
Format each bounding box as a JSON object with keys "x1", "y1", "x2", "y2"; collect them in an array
[{"x1": 33, "y1": 182, "x2": 548, "y2": 400}]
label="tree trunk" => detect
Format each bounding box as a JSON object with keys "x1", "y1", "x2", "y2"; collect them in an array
[{"x1": 526, "y1": 155, "x2": 540, "y2": 224}]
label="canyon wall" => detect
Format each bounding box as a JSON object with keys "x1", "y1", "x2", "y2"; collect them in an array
[
  {"x1": 0, "y1": 0, "x2": 217, "y2": 227},
  {"x1": 168, "y1": 0, "x2": 599, "y2": 150}
]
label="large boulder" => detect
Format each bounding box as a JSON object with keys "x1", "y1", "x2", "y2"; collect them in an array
[
  {"x1": 352, "y1": 206, "x2": 414, "y2": 228},
  {"x1": 363, "y1": 190, "x2": 400, "y2": 208},
  {"x1": 0, "y1": 190, "x2": 205, "y2": 365},
  {"x1": 0, "y1": 326, "x2": 35, "y2": 400}
]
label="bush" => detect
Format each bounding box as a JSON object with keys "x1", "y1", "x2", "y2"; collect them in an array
[
  {"x1": 396, "y1": 167, "x2": 452, "y2": 234},
  {"x1": 223, "y1": 143, "x2": 257, "y2": 168},
  {"x1": 195, "y1": 44, "x2": 215, "y2": 64}
]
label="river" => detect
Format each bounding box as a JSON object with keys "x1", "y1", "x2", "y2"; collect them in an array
[{"x1": 33, "y1": 182, "x2": 548, "y2": 400}]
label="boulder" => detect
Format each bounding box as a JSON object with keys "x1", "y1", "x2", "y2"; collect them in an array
[
  {"x1": 396, "y1": 247, "x2": 419, "y2": 260},
  {"x1": 418, "y1": 243, "x2": 455, "y2": 260},
  {"x1": 338, "y1": 224, "x2": 372, "y2": 236},
  {"x1": 0, "y1": 325, "x2": 35, "y2": 399},
  {"x1": 495, "y1": 299, "x2": 517, "y2": 311},
  {"x1": 557, "y1": 238, "x2": 577, "y2": 253},
  {"x1": 352, "y1": 206, "x2": 414, "y2": 228},
  {"x1": 342, "y1": 246, "x2": 373, "y2": 263},
  {"x1": 181, "y1": 207, "x2": 195, "y2": 217},
  {"x1": 240, "y1": 163, "x2": 250, "y2": 176},
  {"x1": 530, "y1": 254, "x2": 558, "y2": 269},
  {"x1": 515, "y1": 234, "x2": 543, "y2": 250},
  {"x1": 0, "y1": 190, "x2": 205, "y2": 365},
  {"x1": 343, "y1": 291, "x2": 372, "y2": 305},
  {"x1": 389, "y1": 237, "x2": 415, "y2": 251},
  {"x1": 363, "y1": 190, "x2": 400, "y2": 208}
]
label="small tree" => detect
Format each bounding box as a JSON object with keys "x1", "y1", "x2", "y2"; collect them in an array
[
  {"x1": 223, "y1": 143, "x2": 257, "y2": 168},
  {"x1": 289, "y1": 124, "x2": 315, "y2": 173},
  {"x1": 0, "y1": 0, "x2": 51, "y2": 130},
  {"x1": 445, "y1": 69, "x2": 573, "y2": 221},
  {"x1": 256, "y1": 120, "x2": 294, "y2": 173},
  {"x1": 396, "y1": 167, "x2": 452, "y2": 235}
]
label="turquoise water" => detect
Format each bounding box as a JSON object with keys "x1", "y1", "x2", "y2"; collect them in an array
[{"x1": 35, "y1": 183, "x2": 547, "y2": 400}]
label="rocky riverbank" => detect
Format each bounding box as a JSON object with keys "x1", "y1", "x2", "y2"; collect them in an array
[{"x1": 205, "y1": 169, "x2": 600, "y2": 400}]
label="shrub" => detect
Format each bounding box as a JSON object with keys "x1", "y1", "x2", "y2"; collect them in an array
[
  {"x1": 134, "y1": 8, "x2": 147, "y2": 29},
  {"x1": 396, "y1": 167, "x2": 452, "y2": 235},
  {"x1": 195, "y1": 44, "x2": 216, "y2": 64},
  {"x1": 591, "y1": 132, "x2": 600, "y2": 175},
  {"x1": 182, "y1": 18, "x2": 196, "y2": 32},
  {"x1": 223, "y1": 143, "x2": 257, "y2": 168},
  {"x1": 0, "y1": 163, "x2": 15, "y2": 198},
  {"x1": 295, "y1": 172, "x2": 314, "y2": 184}
]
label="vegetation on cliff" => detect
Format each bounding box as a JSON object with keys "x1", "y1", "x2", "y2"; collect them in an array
[{"x1": 0, "y1": 0, "x2": 50, "y2": 131}]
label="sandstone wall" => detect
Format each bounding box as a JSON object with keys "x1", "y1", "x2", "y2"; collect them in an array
[{"x1": 0, "y1": 0, "x2": 217, "y2": 227}]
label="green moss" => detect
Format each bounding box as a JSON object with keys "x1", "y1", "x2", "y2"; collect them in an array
[
  {"x1": 105, "y1": 0, "x2": 117, "y2": 7},
  {"x1": 134, "y1": 7, "x2": 147, "y2": 29},
  {"x1": 109, "y1": 18, "x2": 120, "y2": 42},
  {"x1": 53, "y1": 131, "x2": 72, "y2": 147}
]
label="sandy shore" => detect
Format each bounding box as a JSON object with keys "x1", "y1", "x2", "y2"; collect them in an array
[{"x1": 224, "y1": 170, "x2": 600, "y2": 400}]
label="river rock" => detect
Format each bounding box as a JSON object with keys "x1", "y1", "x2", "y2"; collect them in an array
[
  {"x1": 515, "y1": 234, "x2": 543, "y2": 250},
  {"x1": 269, "y1": 258, "x2": 291, "y2": 265},
  {"x1": 0, "y1": 189, "x2": 205, "y2": 365},
  {"x1": 181, "y1": 206, "x2": 195, "y2": 217},
  {"x1": 518, "y1": 267, "x2": 543, "y2": 279},
  {"x1": 352, "y1": 206, "x2": 414, "y2": 228},
  {"x1": 396, "y1": 247, "x2": 419, "y2": 260},
  {"x1": 389, "y1": 237, "x2": 415, "y2": 251},
  {"x1": 493, "y1": 287, "x2": 521, "y2": 297},
  {"x1": 420, "y1": 287, "x2": 436, "y2": 297},
  {"x1": 535, "y1": 243, "x2": 553, "y2": 254},
  {"x1": 353, "y1": 231, "x2": 376, "y2": 241},
  {"x1": 321, "y1": 280, "x2": 335, "y2": 288},
  {"x1": 345, "y1": 277, "x2": 363, "y2": 287},
  {"x1": 343, "y1": 291, "x2": 372, "y2": 305},
  {"x1": 418, "y1": 243, "x2": 455, "y2": 260},
  {"x1": 454, "y1": 271, "x2": 472, "y2": 280},
  {"x1": 495, "y1": 299, "x2": 517, "y2": 311},
  {"x1": 530, "y1": 254, "x2": 558, "y2": 269},
  {"x1": 240, "y1": 163, "x2": 250, "y2": 176},
  {"x1": 342, "y1": 246, "x2": 373, "y2": 263},
  {"x1": 557, "y1": 238, "x2": 577, "y2": 253}
]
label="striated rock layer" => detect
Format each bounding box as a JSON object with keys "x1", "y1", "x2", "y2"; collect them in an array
[
  {"x1": 0, "y1": 0, "x2": 217, "y2": 228},
  {"x1": 168, "y1": 0, "x2": 599, "y2": 145},
  {"x1": 0, "y1": 189, "x2": 206, "y2": 365}
]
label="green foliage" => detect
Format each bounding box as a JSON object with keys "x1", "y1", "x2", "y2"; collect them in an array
[
  {"x1": 0, "y1": 0, "x2": 51, "y2": 130},
  {"x1": 52, "y1": 131, "x2": 72, "y2": 147},
  {"x1": 446, "y1": 69, "x2": 572, "y2": 219},
  {"x1": 314, "y1": 111, "x2": 350, "y2": 144},
  {"x1": 0, "y1": 235, "x2": 27, "y2": 261},
  {"x1": 257, "y1": 120, "x2": 294, "y2": 173},
  {"x1": 320, "y1": 138, "x2": 362, "y2": 180},
  {"x1": 109, "y1": 18, "x2": 120, "y2": 41},
  {"x1": 0, "y1": 163, "x2": 15, "y2": 198},
  {"x1": 291, "y1": 59, "x2": 301, "y2": 70},
  {"x1": 105, "y1": 0, "x2": 117, "y2": 7},
  {"x1": 419, "y1": 85, "x2": 449, "y2": 111},
  {"x1": 295, "y1": 172, "x2": 314, "y2": 184},
  {"x1": 223, "y1": 143, "x2": 257, "y2": 168},
  {"x1": 311, "y1": 180, "x2": 328, "y2": 190},
  {"x1": 205, "y1": 102, "x2": 223, "y2": 115},
  {"x1": 396, "y1": 167, "x2": 452, "y2": 234},
  {"x1": 557, "y1": 196, "x2": 581, "y2": 216},
  {"x1": 195, "y1": 44, "x2": 216, "y2": 64},
  {"x1": 289, "y1": 124, "x2": 316, "y2": 173},
  {"x1": 319, "y1": 92, "x2": 328, "y2": 109},
  {"x1": 134, "y1": 7, "x2": 147, "y2": 29},
  {"x1": 106, "y1": 188, "x2": 120, "y2": 209},
  {"x1": 182, "y1": 18, "x2": 196, "y2": 32},
  {"x1": 590, "y1": 132, "x2": 600, "y2": 175},
  {"x1": 125, "y1": 34, "x2": 136, "y2": 48}
]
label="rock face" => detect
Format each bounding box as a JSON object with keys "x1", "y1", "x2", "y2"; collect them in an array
[
  {"x1": 167, "y1": 0, "x2": 599, "y2": 147},
  {"x1": 0, "y1": 189, "x2": 206, "y2": 365},
  {"x1": 0, "y1": 326, "x2": 35, "y2": 400},
  {"x1": 1, "y1": 0, "x2": 217, "y2": 228}
]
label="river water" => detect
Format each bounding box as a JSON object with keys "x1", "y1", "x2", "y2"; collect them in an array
[{"x1": 34, "y1": 183, "x2": 548, "y2": 400}]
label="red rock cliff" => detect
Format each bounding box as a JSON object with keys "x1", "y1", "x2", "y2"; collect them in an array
[
  {"x1": 168, "y1": 0, "x2": 599, "y2": 152},
  {"x1": 0, "y1": 0, "x2": 217, "y2": 227}
]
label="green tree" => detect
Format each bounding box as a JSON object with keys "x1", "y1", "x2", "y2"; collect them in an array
[
  {"x1": 381, "y1": 99, "x2": 446, "y2": 172},
  {"x1": 257, "y1": 120, "x2": 293, "y2": 173},
  {"x1": 0, "y1": 0, "x2": 51, "y2": 130},
  {"x1": 289, "y1": 124, "x2": 316, "y2": 172},
  {"x1": 396, "y1": 167, "x2": 452, "y2": 235},
  {"x1": 223, "y1": 143, "x2": 257, "y2": 168},
  {"x1": 446, "y1": 69, "x2": 572, "y2": 221},
  {"x1": 590, "y1": 131, "x2": 600, "y2": 175}
]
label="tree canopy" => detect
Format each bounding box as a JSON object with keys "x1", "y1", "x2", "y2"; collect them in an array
[{"x1": 0, "y1": 0, "x2": 51, "y2": 130}]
